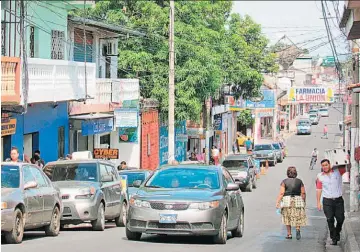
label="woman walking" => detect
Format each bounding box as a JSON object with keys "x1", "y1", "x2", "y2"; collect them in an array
[{"x1": 276, "y1": 166, "x2": 307, "y2": 240}]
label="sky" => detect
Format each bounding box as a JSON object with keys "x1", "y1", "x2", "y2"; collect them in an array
[{"x1": 233, "y1": 1, "x2": 349, "y2": 58}]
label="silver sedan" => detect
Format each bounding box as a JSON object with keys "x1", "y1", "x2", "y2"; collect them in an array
[
  {"x1": 1, "y1": 163, "x2": 62, "y2": 244},
  {"x1": 126, "y1": 165, "x2": 245, "y2": 244}
]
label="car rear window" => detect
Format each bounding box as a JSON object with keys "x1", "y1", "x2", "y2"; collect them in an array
[
  {"x1": 272, "y1": 144, "x2": 281, "y2": 150},
  {"x1": 119, "y1": 172, "x2": 147, "y2": 186},
  {"x1": 145, "y1": 168, "x2": 220, "y2": 189},
  {"x1": 222, "y1": 160, "x2": 248, "y2": 171},
  {"x1": 1, "y1": 165, "x2": 20, "y2": 188},
  {"x1": 43, "y1": 163, "x2": 98, "y2": 182}
]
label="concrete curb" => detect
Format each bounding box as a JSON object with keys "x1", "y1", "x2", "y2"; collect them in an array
[{"x1": 342, "y1": 212, "x2": 360, "y2": 252}]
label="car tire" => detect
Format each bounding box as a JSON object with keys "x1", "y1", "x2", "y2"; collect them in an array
[
  {"x1": 45, "y1": 206, "x2": 61, "y2": 236},
  {"x1": 4, "y1": 208, "x2": 24, "y2": 244},
  {"x1": 126, "y1": 227, "x2": 142, "y2": 241},
  {"x1": 231, "y1": 209, "x2": 244, "y2": 238},
  {"x1": 246, "y1": 180, "x2": 253, "y2": 192},
  {"x1": 115, "y1": 201, "x2": 127, "y2": 227},
  {"x1": 213, "y1": 213, "x2": 227, "y2": 244},
  {"x1": 279, "y1": 156, "x2": 283, "y2": 163},
  {"x1": 91, "y1": 202, "x2": 105, "y2": 231}
]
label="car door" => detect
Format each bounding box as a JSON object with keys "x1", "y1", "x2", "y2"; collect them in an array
[
  {"x1": 99, "y1": 163, "x2": 113, "y2": 216},
  {"x1": 222, "y1": 169, "x2": 239, "y2": 229},
  {"x1": 106, "y1": 164, "x2": 122, "y2": 216},
  {"x1": 29, "y1": 166, "x2": 55, "y2": 223},
  {"x1": 22, "y1": 165, "x2": 44, "y2": 226}
]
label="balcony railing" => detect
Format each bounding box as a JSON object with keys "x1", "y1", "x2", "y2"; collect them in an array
[
  {"x1": 69, "y1": 78, "x2": 140, "y2": 115},
  {"x1": 1, "y1": 56, "x2": 21, "y2": 105},
  {"x1": 27, "y1": 58, "x2": 96, "y2": 104}
]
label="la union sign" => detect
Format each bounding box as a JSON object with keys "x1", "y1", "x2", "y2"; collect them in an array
[{"x1": 287, "y1": 87, "x2": 334, "y2": 104}]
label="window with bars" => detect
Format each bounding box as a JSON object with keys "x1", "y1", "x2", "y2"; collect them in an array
[{"x1": 51, "y1": 30, "x2": 65, "y2": 60}]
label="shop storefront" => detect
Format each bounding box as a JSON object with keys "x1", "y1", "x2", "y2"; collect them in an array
[{"x1": 3, "y1": 102, "x2": 69, "y2": 163}]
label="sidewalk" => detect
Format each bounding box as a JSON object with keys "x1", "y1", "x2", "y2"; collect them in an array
[{"x1": 342, "y1": 183, "x2": 360, "y2": 252}]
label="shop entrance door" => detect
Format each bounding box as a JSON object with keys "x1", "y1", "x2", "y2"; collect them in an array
[
  {"x1": 23, "y1": 132, "x2": 39, "y2": 159},
  {"x1": 2, "y1": 135, "x2": 11, "y2": 161}
]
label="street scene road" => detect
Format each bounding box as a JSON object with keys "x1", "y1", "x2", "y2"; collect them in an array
[{"x1": 2, "y1": 107, "x2": 343, "y2": 252}]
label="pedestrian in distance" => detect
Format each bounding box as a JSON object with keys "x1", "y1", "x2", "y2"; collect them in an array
[
  {"x1": 276, "y1": 166, "x2": 307, "y2": 240},
  {"x1": 316, "y1": 159, "x2": 346, "y2": 246},
  {"x1": 5, "y1": 147, "x2": 21, "y2": 162},
  {"x1": 323, "y1": 125, "x2": 328, "y2": 139},
  {"x1": 245, "y1": 138, "x2": 252, "y2": 154},
  {"x1": 309, "y1": 148, "x2": 319, "y2": 170},
  {"x1": 34, "y1": 150, "x2": 45, "y2": 167},
  {"x1": 211, "y1": 146, "x2": 220, "y2": 165}
]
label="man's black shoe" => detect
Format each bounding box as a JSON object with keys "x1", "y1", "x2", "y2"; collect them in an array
[{"x1": 330, "y1": 240, "x2": 338, "y2": 246}]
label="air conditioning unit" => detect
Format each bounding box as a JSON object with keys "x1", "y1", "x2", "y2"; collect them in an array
[{"x1": 102, "y1": 41, "x2": 117, "y2": 56}]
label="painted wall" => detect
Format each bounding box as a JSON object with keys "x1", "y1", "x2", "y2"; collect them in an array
[
  {"x1": 26, "y1": 2, "x2": 69, "y2": 60},
  {"x1": 9, "y1": 102, "x2": 69, "y2": 163}
]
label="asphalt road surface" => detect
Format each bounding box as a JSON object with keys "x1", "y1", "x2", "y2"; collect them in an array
[{"x1": 2, "y1": 106, "x2": 345, "y2": 252}]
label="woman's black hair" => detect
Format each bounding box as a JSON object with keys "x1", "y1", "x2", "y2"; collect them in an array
[{"x1": 287, "y1": 166, "x2": 297, "y2": 178}]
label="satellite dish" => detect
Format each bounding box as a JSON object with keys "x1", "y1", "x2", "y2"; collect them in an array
[{"x1": 250, "y1": 94, "x2": 264, "y2": 102}]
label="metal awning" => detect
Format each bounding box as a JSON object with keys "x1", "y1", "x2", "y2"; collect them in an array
[{"x1": 70, "y1": 113, "x2": 114, "y2": 120}]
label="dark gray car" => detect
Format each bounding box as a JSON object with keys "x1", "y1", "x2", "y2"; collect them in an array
[
  {"x1": 126, "y1": 165, "x2": 245, "y2": 244},
  {"x1": 222, "y1": 155, "x2": 257, "y2": 192},
  {"x1": 1, "y1": 163, "x2": 62, "y2": 244},
  {"x1": 252, "y1": 144, "x2": 277, "y2": 166},
  {"x1": 43, "y1": 160, "x2": 127, "y2": 230}
]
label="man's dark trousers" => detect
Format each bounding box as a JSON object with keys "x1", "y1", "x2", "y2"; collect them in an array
[{"x1": 323, "y1": 197, "x2": 345, "y2": 241}]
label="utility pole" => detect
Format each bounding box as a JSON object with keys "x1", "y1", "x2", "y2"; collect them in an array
[{"x1": 168, "y1": 0, "x2": 175, "y2": 164}]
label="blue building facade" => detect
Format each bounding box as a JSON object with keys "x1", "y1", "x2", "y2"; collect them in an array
[{"x1": 3, "y1": 102, "x2": 69, "y2": 163}]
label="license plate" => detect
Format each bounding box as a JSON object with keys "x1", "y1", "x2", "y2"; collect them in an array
[{"x1": 159, "y1": 214, "x2": 177, "y2": 224}]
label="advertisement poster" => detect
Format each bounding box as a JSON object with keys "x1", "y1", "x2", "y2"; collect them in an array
[
  {"x1": 288, "y1": 87, "x2": 334, "y2": 104},
  {"x1": 114, "y1": 108, "x2": 138, "y2": 128},
  {"x1": 93, "y1": 148, "x2": 119, "y2": 159},
  {"x1": 119, "y1": 127, "x2": 138, "y2": 143},
  {"x1": 245, "y1": 90, "x2": 276, "y2": 108}
]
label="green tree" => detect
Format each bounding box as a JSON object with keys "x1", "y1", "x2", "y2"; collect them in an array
[
  {"x1": 72, "y1": 1, "x2": 277, "y2": 121},
  {"x1": 237, "y1": 109, "x2": 254, "y2": 127}
]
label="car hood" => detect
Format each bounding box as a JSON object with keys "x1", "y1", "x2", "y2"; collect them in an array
[
  {"x1": 52, "y1": 181, "x2": 99, "y2": 189},
  {"x1": 135, "y1": 188, "x2": 222, "y2": 202}
]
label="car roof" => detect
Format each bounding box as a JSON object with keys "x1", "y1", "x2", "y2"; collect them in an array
[
  {"x1": 1, "y1": 162, "x2": 43, "y2": 170},
  {"x1": 45, "y1": 159, "x2": 114, "y2": 166},
  {"x1": 119, "y1": 169, "x2": 150, "y2": 173},
  {"x1": 224, "y1": 154, "x2": 250, "y2": 161}
]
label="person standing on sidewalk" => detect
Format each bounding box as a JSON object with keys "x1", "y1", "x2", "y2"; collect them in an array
[
  {"x1": 245, "y1": 138, "x2": 253, "y2": 154},
  {"x1": 5, "y1": 147, "x2": 22, "y2": 162},
  {"x1": 316, "y1": 159, "x2": 346, "y2": 246},
  {"x1": 34, "y1": 150, "x2": 45, "y2": 167}
]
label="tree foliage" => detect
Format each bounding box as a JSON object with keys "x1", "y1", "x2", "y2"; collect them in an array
[
  {"x1": 237, "y1": 109, "x2": 254, "y2": 127},
  {"x1": 72, "y1": 1, "x2": 277, "y2": 121}
]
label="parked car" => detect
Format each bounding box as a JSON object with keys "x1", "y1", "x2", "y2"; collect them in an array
[
  {"x1": 252, "y1": 144, "x2": 277, "y2": 166},
  {"x1": 43, "y1": 159, "x2": 127, "y2": 230},
  {"x1": 309, "y1": 113, "x2": 319, "y2": 125},
  {"x1": 222, "y1": 154, "x2": 257, "y2": 192},
  {"x1": 1, "y1": 163, "x2": 62, "y2": 244},
  {"x1": 126, "y1": 165, "x2": 245, "y2": 244},
  {"x1": 119, "y1": 169, "x2": 152, "y2": 197},
  {"x1": 272, "y1": 142, "x2": 284, "y2": 163},
  {"x1": 297, "y1": 119, "x2": 312, "y2": 135},
  {"x1": 319, "y1": 107, "x2": 329, "y2": 117},
  {"x1": 309, "y1": 109, "x2": 320, "y2": 118}
]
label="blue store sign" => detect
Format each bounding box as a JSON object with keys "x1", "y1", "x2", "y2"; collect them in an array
[
  {"x1": 81, "y1": 118, "x2": 113, "y2": 136},
  {"x1": 213, "y1": 114, "x2": 222, "y2": 131},
  {"x1": 245, "y1": 90, "x2": 275, "y2": 109},
  {"x1": 159, "y1": 121, "x2": 187, "y2": 166}
]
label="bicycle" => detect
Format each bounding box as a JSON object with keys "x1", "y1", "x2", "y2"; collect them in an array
[{"x1": 309, "y1": 156, "x2": 317, "y2": 170}]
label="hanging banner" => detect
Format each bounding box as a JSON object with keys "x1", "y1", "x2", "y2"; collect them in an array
[
  {"x1": 288, "y1": 87, "x2": 334, "y2": 104},
  {"x1": 114, "y1": 108, "x2": 138, "y2": 128},
  {"x1": 255, "y1": 108, "x2": 275, "y2": 118},
  {"x1": 119, "y1": 127, "x2": 138, "y2": 143},
  {"x1": 245, "y1": 90, "x2": 275, "y2": 108},
  {"x1": 81, "y1": 118, "x2": 113, "y2": 136},
  {"x1": 93, "y1": 148, "x2": 119, "y2": 159}
]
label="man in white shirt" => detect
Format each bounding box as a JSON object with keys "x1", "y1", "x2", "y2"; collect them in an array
[{"x1": 316, "y1": 159, "x2": 346, "y2": 246}]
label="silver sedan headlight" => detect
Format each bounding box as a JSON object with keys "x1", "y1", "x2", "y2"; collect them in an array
[
  {"x1": 189, "y1": 201, "x2": 219, "y2": 210},
  {"x1": 129, "y1": 198, "x2": 150, "y2": 208}
]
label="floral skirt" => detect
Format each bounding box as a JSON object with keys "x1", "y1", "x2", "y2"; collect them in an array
[{"x1": 281, "y1": 198, "x2": 307, "y2": 227}]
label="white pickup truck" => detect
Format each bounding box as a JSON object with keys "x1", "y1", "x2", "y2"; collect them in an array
[{"x1": 324, "y1": 148, "x2": 349, "y2": 166}]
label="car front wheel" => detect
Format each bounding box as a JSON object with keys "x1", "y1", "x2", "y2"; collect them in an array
[
  {"x1": 91, "y1": 202, "x2": 105, "y2": 231},
  {"x1": 126, "y1": 227, "x2": 142, "y2": 241},
  {"x1": 115, "y1": 201, "x2": 127, "y2": 227},
  {"x1": 231, "y1": 209, "x2": 244, "y2": 237},
  {"x1": 45, "y1": 206, "x2": 60, "y2": 236},
  {"x1": 4, "y1": 208, "x2": 24, "y2": 244},
  {"x1": 213, "y1": 213, "x2": 228, "y2": 244}
]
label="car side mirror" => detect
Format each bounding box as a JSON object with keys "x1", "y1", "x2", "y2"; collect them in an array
[
  {"x1": 226, "y1": 183, "x2": 239, "y2": 191},
  {"x1": 24, "y1": 181, "x2": 38, "y2": 190},
  {"x1": 133, "y1": 180, "x2": 142, "y2": 188},
  {"x1": 101, "y1": 175, "x2": 113, "y2": 183}
]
